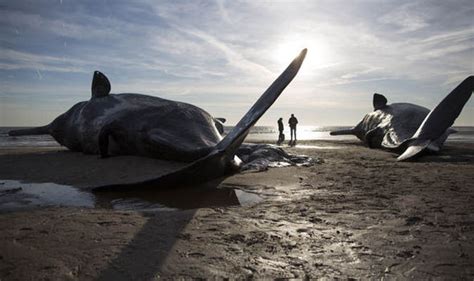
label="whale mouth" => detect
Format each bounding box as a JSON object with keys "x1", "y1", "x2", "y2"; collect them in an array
[{"x1": 0, "y1": 180, "x2": 262, "y2": 212}]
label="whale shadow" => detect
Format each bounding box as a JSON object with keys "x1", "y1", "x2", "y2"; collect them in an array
[
  {"x1": 94, "y1": 181, "x2": 260, "y2": 279},
  {"x1": 414, "y1": 144, "x2": 474, "y2": 163}
]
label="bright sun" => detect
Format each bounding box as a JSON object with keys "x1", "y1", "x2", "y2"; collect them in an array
[{"x1": 273, "y1": 36, "x2": 336, "y2": 71}]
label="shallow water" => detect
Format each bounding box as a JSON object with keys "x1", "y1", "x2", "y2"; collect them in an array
[
  {"x1": 0, "y1": 180, "x2": 262, "y2": 212},
  {"x1": 3, "y1": 126, "x2": 472, "y2": 148}
]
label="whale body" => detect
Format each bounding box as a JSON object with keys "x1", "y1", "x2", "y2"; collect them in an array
[
  {"x1": 10, "y1": 72, "x2": 226, "y2": 162},
  {"x1": 331, "y1": 76, "x2": 473, "y2": 161}
]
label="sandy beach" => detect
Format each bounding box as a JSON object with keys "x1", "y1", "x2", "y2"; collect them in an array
[{"x1": 1, "y1": 140, "x2": 473, "y2": 279}]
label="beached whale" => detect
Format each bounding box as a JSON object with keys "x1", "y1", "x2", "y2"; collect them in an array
[
  {"x1": 10, "y1": 71, "x2": 227, "y2": 162},
  {"x1": 330, "y1": 76, "x2": 473, "y2": 161},
  {"x1": 10, "y1": 49, "x2": 308, "y2": 190}
]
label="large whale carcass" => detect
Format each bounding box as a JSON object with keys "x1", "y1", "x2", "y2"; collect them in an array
[
  {"x1": 9, "y1": 49, "x2": 308, "y2": 190},
  {"x1": 330, "y1": 76, "x2": 473, "y2": 161}
]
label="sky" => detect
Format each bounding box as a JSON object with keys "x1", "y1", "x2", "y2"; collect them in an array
[{"x1": 0, "y1": 0, "x2": 473, "y2": 127}]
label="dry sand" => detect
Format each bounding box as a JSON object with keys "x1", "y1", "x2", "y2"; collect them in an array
[{"x1": 0, "y1": 140, "x2": 473, "y2": 279}]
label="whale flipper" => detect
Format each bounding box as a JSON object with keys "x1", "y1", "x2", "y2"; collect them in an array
[
  {"x1": 397, "y1": 76, "x2": 473, "y2": 161},
  {"x1": 98, "y1": 122, "x2": 122, "y2": 158},
  {"x1": 91, "y1": 71, "x2": 111, "y2": 99},
  {"x1": 92, "y1": 48, "x2": 307, "y2": 191}
]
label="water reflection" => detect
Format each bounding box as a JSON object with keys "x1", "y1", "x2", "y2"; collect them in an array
[
  {"x1": 0, "y1": 180, "x2": 262, "y2": 212},
  {"x1": 94, "y1": 187, "x2": 262, "y2": 210},
  {"x1": 0, "y1": 180, "x2": 95, "y2": 211}
]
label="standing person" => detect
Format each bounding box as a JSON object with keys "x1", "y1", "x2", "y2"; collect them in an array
[
  {"x1": 288, "y1": 114, "x2": 298, "y2": 145},
  {"x1": 277, "y1": 117, "x2": 284, "y2": 145}
]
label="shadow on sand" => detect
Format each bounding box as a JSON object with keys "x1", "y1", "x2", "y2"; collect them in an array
[
  {"x1": 415, "y1": 144, "x2": 474, "y2": 163},
  {"x1": 95, "y1": 181, "x2": 249, "y2": 279},
  {"x1": 96, "y1": 208, "x2": 197, "y2": 279}
]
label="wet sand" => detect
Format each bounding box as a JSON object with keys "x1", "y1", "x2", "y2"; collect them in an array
[{"x1": 1, "y1": 140, "x2": 474, "y2": 279}]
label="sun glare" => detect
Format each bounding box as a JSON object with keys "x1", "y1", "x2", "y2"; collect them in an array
[{"x1": 273, "y1": 36, "x2": 336, "y2": 71}]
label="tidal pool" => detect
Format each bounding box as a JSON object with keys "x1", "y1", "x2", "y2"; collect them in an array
[{"x1": 0, "y1": 180, "x2": 262, "y2": 212}]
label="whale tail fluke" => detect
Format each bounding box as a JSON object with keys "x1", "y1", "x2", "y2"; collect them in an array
[
  {"x1": 8, "y1": 125, "x2": 50, "y2": 136},
  {"x1": 92, "y1": 49, "x2": 308, "y2": 192},
  {"x1": 397, "y1": 76, "x2": 473, "y2": 161}
]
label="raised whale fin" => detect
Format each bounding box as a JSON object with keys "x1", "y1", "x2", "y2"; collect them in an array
[
  {"x1": 373, "y1": 93, "x2": 387, "y2": 110},
  {"x1": 92, "y1": 48, "x2": 307, "y2": 192},
  {"x1": 397, "y1": 76, "x2": 473, "y2": 161},
  {"x1": 91, "y1": 71, "x2": 111, "y2": 99}
]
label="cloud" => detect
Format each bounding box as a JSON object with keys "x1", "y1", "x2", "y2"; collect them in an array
[
  {"x1": 147, "y1": 1, "x2": 274, "y2": 79},
  {"x1": 215, "y1": 0, "x2": 232, "y2": 24},
  {"x1": 421, "y1": 28, "x2": 474, "y2": 45},
  {"x1": 378, "y1": 3, "x2": 429, "y2": 33},
  {"x1": 0, "y1": 48, "x2": 89, "y2": 73},
  {"x1": 175, "y1": 26, "x2": 273, "y2": 77},
  {"x1": 0, "y1": 9, "x2": 121, "y2": 41},
  {"x1": 407, "y1": 27, "x2": 474, "y2": 59}
]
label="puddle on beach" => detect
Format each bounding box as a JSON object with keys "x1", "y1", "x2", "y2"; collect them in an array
[{"x1": 0, "y1": 180, "x2": 262, "y2": 212}]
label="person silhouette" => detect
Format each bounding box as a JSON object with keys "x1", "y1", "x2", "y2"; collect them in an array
[
  {"x1": 277, "y1": 117, "x2": 284, "y2": 145},
  {"x1": 288, "y1": 114, "x2": 298, "y2": 146}
]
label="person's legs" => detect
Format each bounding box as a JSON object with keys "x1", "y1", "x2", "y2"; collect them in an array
[{"x1": 290, "y1": 127, "x2": 295, "y2": 141}]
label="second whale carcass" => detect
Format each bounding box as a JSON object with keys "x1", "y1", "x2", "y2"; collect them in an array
[{"x1": 331, "y1": 76, "x2": 473, "y2": 161}]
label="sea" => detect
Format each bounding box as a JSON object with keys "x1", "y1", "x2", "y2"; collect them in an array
[{"x1": 1, "y1": 126, "x2": 474, "y2": 148}]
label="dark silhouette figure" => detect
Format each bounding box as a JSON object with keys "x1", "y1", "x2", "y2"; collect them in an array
[
  {"x1": 277, "y1": 118, "x2": 284, "y2": 145},
  {"x1": 288, "y1": 114, "x2": 298, "y2": 146}
]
